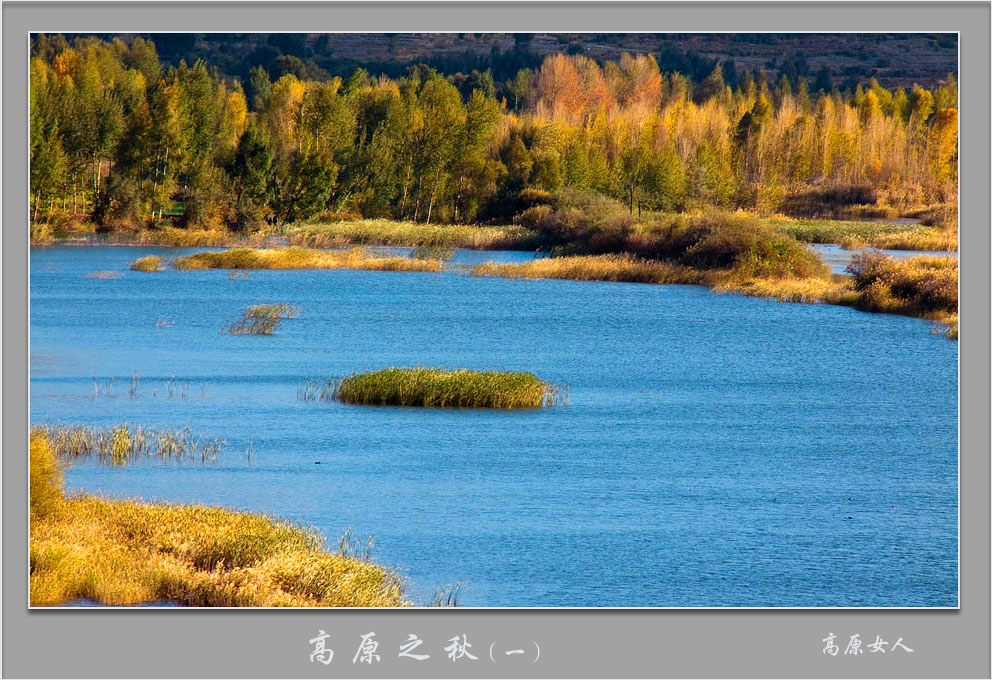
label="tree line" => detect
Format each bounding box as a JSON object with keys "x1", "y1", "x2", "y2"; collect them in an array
[{"x1": 29, "y1": 35, "x2": 958, "y2": 231}]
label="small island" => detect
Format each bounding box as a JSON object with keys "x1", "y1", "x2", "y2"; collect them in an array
[{"x1": 332, "y1": 367, "x2": 566, "y2": 409}]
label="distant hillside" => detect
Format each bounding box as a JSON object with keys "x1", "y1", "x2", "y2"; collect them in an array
[{"x1": 137, "y1": 32, "x2": 957, "y2": 90}]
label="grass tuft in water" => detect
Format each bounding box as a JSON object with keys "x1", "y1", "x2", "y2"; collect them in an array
[
  {"x1": 223, "y1": 304, "x2": 300, "y2": 335},
  {"x1": 297, "y1": 378, "x2": 336, "y2": 402},
  {"x1": 129, "y1": 256, "x2": 164, "y2": 272},
  {"x1": 244, "y1": 303, "x2": 300, "y2": 320},
  {"x1": 332, "y1": 367, "x2": 567, "y2": 409}
]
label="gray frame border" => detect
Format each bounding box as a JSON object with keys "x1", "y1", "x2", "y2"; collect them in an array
[{"x1": 4, "y1": 3, "x2": 989, "y2": 678}]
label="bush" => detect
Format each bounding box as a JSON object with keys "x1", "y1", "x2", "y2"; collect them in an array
[{"x1": 847, "y1": 250, "x2": 957, "y2": 316}]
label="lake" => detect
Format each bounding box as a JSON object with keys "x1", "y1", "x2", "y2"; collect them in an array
[{"x1": 30, "y1": 246, "x2": 958, "y2": 607}]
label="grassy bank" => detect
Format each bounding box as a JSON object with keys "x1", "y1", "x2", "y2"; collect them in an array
[
  {"x1": 333, "y1": 367, "x2": 566, "y2": 409},
  {"x1": 767, "y1": 217, "x2": 957, "y2": 251},
  {"x1": 29, "y1": 432, "x2": 405, "y2": 607},
  {"x1": 287, "y1": 219, "x2": 539, "y2": 250},
  {"x1": 173, "y1": 247, "x2": 443, "y2": 273}
]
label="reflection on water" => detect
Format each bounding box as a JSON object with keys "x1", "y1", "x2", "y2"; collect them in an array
[{"x1": 30, "y1": 246, "x2": 957, "y2": 606}]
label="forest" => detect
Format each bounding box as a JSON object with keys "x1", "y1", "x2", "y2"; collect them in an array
[{"x1": 29, "y1": 34, "x2": 958, "y2": 235}]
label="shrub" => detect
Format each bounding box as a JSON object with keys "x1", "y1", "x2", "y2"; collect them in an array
[{"x1": 847, "y1": 251, "x2": 958, "y2": 317}]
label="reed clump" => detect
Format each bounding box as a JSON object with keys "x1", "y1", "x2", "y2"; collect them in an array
[
  {"x1": 471, "y1": 254, "x2": 709, "y2": 285},
  {"x1": 173, "y1": 247, "x2": 444, "y2": 273},
  {"x1": 333, "y1": 367, "x2": 566, "y2": 409},
  {"x1": 29, "y1": 433, "x2": 405, "y2": 607},
  {"x1": 84, "y1": 271, "x2": 122, "y2": 280},
  {"x1": 129, "y1": 255, "x2": 164, "y2": 272},
  {"x1": 287, "y1": 219, "x2": 538, "y2": 250},
  {"x1": 223, "y1": 303, "x2": 300, "y2": 335},
  {"x1": 244, "y1": 303, "x2": 300, "y2": 320},
  {"x1": 33, "y1": 424, "x2": 225, "y2": 465},
  {"x1": 224, "y1": 317, "x2": 280, "y2": 335}
]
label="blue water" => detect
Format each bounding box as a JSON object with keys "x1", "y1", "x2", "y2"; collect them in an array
[{"x1": 30, "y1": 246, "x2": 958, "y2": 607}]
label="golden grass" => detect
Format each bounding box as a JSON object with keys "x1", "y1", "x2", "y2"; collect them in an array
[
  {"x1": 173, "y1": 247, "x2": 444, "y2": 273},
  {"x1": 716, "y1": 277, "x2": 852, "y2": 305},
  {"x1": 244, "y1": 303, "x2": 300, "y2": 320},
  {"x1": 134, "y1": 228, "x2": 273, "y2": 248},
  {"x1": 287, "y1": 219, "x2": 538, "y2": 250},
  {"x1": 838, "y1": 227, "x2": 958, "y2": 251},
  {"x1": 471, "y1": 254, "x2": 709, "y2": 285},
  {"x1": 333, "y1": 367, "x2": 567, "y2": 409},
  {"x1": 29, "y1": 433, "x2": 406, "y2": 607},
  {"x1": 34, "y1": 424, "x2": 224, "y2": 465},
  {"x1": 129, "y1": 255, "x2": 164, "y2": 272},
  {"x1": 30, "y1": 223, "x2": 56, "y2": 246},
  {"x1": 223, "y1": 303, "x2": 301, "y2": 335}
]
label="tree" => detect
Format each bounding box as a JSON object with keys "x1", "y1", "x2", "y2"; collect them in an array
[
  {"x1": 246, "y1": 66, "x2": 272, "y2": 112},
  {"x1": 226, "y1": 118, "x2": 273, "y2": 230},
  {"x1": 269, "y1": 148, "x2": 337, "y2": 226},
  {"x1": 694, "y1": 63, "x2": 724, "y2": 104},
  {"x1": 31, "y1": 124, "x2": 68, "y2": 221}
]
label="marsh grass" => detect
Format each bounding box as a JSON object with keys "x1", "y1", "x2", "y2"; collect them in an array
[
  {"x1": 287, "y1": 219, "x2": 538, "y2": 250},
  {"x1": 837, "y1": 228, "x2": 958, "y2": 252},
  {"x1": 129, "y1": 256, "x2": 164, "y2": 272},
  {"x1": 411, "y1": 245, "x2": 456, "y2": 261},
  {"x1": 244, "y1": 304, "x2": 300, "y2": 320},
  {"x1": 34, "y1": 424, "x2": 225, "y2": 465},
  {"x1": 429, "y1": 581, "x2": 466, "y2": 607},
  {"x1": 297, "y1": 378, "x2": 336, "y2": 402},
  {"x1": 332, "y1": 367, "x2": 567, "y2": 409},
  {"x1": 173, "y1": 247, "x2": 444, "y2": 273},
  {"x1": 770, "y1": 218, "x2": 957, "y2": 251},
  {"x1": 224, "y1": 317, "x2": 280, "y2": 335},
  {"x1": 93, "y1": 377, "x2": 116, "y2": 398},
  {"x1": 84, "y1": 271, "x2": 122, "y2": 280},
  {"x1": 223, "y1": 303, "x2": 300, "y2": 335},
  {"x1": 471, "y1": 254, "x2": 709, "y2": 285},
  {"x1": 29, "y1": 433, "x2": 405, "y2": 607}
]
